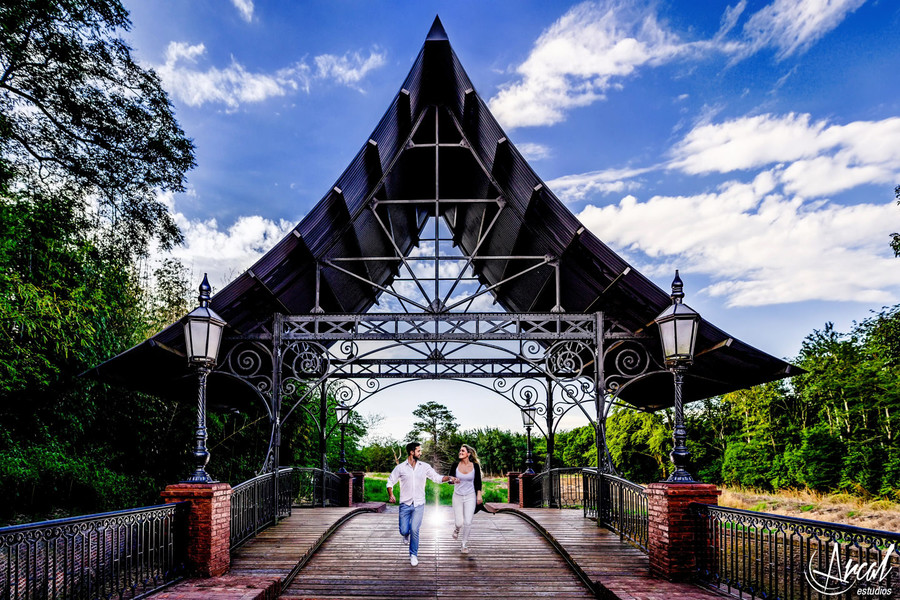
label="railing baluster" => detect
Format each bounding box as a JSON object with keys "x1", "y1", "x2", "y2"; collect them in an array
[
  {"x1": 0, "y1": 503, "x2": 188, "y2": 600},
  {"x1": 694, "y1": 504, "x2": 900, "y2": 600}
]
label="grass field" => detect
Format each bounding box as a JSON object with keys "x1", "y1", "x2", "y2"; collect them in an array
[
  {"x1": 364, "y1": 472, "x2": 508, "y2": 505},
  {"x1": 720, "y1": 486, "x2": 900, "y2": 532}
]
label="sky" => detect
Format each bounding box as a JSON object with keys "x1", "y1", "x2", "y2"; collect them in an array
[{"x1": 122, "y1": 0, "x2": 900, "y2": 441}]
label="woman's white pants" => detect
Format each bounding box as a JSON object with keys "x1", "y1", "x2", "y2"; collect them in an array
[{"x1": 452, "y1": 491, "x2": 476, "y2": 547}]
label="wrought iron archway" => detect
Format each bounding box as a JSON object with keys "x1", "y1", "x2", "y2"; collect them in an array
[{"x1": 215, "y1": 311, "x2": 669, "y2": 477}]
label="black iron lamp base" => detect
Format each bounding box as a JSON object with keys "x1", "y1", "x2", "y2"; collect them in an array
[
  {"x1": 182, "y1": 470, "x2": 217, "y2": 484},
  {"x1": 665, "y1": 468, "x2": 696, "y2": 483}
]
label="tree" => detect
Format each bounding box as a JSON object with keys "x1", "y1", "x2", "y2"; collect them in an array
[
  {"x1": 0, "y1": 0, "x2": 195, "y2": 257},
  {"x1": 606, "y1": 407, "x2": 670, "y2": 481},
  {"x1": 408, "y1": 401, "x2": 457, "y2": 469},
  {"x1": 0, "y1": 1, "x2": 197, "y2": 522},
  {"x1": 147, "y1": 258, "x2": 191, "y2": 334}
]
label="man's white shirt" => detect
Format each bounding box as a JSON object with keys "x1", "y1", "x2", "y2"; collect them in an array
[{"x1": 386, "y1": 459, "x2": 444, "y2": 506}]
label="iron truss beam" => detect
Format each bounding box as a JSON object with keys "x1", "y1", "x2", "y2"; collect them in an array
[
  {"x1": 327, "y1": 357, "x2": 553, "y2": 379},
  {"x1": 229, "y1": 312, "x2": 596, "y2": 343}
]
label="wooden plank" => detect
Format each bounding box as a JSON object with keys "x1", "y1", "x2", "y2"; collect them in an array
[
  {"x1": 230, "y1": 506, "x2": 367, "y2": 578},
  {"x1": 195, "y1": 504, "x2": 727, "y2": 600},
  {"x1": 280, "y1": 506, "x2": 595, "y2": 600},
  {"x1": 514, "y1": 508, "x2": 729, "y2": 600}
]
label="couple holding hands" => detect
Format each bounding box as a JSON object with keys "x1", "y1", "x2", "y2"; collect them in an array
[{"x1": 386, "y1": 441, "x2": 494, "y2": 566}]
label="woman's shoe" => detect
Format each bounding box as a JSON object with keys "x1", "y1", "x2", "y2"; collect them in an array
[
  {"x1": 460, "y1": 545, "x2": 469, "y2": 554},
  {"x1": 452, "y1": 527, "x2": 459, "y2": 539}
]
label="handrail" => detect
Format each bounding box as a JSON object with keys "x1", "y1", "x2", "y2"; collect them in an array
[
  {"x1": 694, "y1": 503, "x2": 900, "y2": 599},
  {"x1": 230, "y1": 467, "x2": 344, "y2": 550},
  {"x1": 0, "y1": 502, "x2": 189, "y2": 600},
  {"x1": 230, "y1": 468, "x2": 295, "y2": 550},
  {"x1": 583, "y1": 469, "x2": 648, "y2": 552},
  {"x1": 289, "y1": 468, "x2": 342, "y2": 508},
  {"x1": 530, "y1": 467, "x2": 585, "y2": 508}
]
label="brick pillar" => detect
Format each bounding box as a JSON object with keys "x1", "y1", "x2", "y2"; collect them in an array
[
  {"x1": 645, "y1": 482, "x2": 720, "y2": 582},
  {"x1": 518, "y1": 473, "x2": 537, "y2": 508},
  {"x1": 161, "y1": 483, "x2": 232, "y2": 577},
  {"x1": 338, "y1": 472, "x2": 353, "y2": 507},
  {"x1": 506, "y1": 472, "x2": 521, "y2": 504},
  {"x1": 351, "y1": 471, "x2": 366, "y2": 503}
]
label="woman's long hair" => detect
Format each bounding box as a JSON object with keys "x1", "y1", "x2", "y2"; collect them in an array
[{"x1": 461, "y1": 444, "x2": 479, "y2": 464}]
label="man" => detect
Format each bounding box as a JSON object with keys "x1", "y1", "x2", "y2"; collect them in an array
[{"x1": 387, "y1": 441, "x2": 457, "y2": 566}]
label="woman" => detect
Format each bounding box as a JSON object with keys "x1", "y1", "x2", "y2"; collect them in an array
[{"x1": 447, "y1": 444, "x2": 490, "y2": 554}]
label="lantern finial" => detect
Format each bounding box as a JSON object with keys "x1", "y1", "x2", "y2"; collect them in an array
[
  {"x1": 198, "y1": 273, "x2": 212, "y2": 308},
  {"x1": 670, "y1": 270, "x2": 684, "y2": 304}
]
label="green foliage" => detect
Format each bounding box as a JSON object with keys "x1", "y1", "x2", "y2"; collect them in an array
[
  {"x1": 0, "y1": 0, "x2": 197, "y2": 523},
  {"x1": 798, "y1": 425, "x2": 843, "y2": 491},
  {"x1": 358, "y1": 439, "x2": 403, "y2": 472},
  {"x1": 721, "y1": 439, "x2": 773, "y2": 488},
  {"x1": 408, "y1": 401, "x2": 458, "y2": 468},
  {"x1": 607, "y1": 407, "x2": 669, "y2": 482},
  {"x1": 447, "y1": 427, "x2": 527, "y2": 476},
  {"x1": 601, "y1": 305, "x2": 900, "y2": 498},
  {"x1": 147, "y1": 258, "x2": 191, "y2": 335},
  {"x1": 0, "y1": 0, "x2": 195, "y2": 255}
]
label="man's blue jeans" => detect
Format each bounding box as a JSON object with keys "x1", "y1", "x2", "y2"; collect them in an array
[{"x1": 398, "y1": 502, "x2": 425, "y2": 556}]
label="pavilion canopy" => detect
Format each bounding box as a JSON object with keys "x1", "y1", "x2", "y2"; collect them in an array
[{"x1": 91, "y1": 18, "x2": 798, "y2": 410}]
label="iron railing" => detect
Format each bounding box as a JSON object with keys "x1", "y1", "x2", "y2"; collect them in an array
[
  {"x1": 530, "y1": 468, "x2": 584, "y2": 508},
  {"x1": 601, "y1": 472, "x2": 648, "y2": 552},
  {"x1": 230, "y1": 468, "x2": 296, "y2": 550},
  {"x1": 583, "y1": 468, "x2": 599, "y2": 520},
  {"x1": 0, "y1": 502, "x2": 189, "y2": 600},
  {"x1": 291, "y1": 468, "x2": 342, "y2": 508},
  {"x1": 583, "y1": 470, "x2": 648, "y2": 552},
  {"x1": 694, "y1": 504, "x2": 900, "y2": 600}
]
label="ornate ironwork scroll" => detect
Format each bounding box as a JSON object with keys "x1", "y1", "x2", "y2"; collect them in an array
[{"x1": 216, "y1": 310, "x2": 663, "y2": 475}]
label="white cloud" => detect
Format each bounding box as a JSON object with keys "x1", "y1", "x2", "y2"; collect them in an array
[
  {"x1": 489, "y1": 0, "x2": 863, "y2": 130},
  {"x1": 669, "y1": 113, "x2": 900, "y2": 197},
  {"x1": 739, "y1": 0, "x2": 866, "y2": 60},
  {"x1": 155, "y1": 42, "x2": 386, "y2": 108},
  {"x1": 488, "y1": 1, "x2": 688, "y2": 129},
  {"x1": 576, "y1": 174, "x2": 900, "y2": 307},
  {"x1": 547, "y1": 166, "x2": 651, "y2": 202},
  {"x1": 231, "y1": 0, "x2": 254, "y2": 23},
  {"x1": 153, "y1": 191, "x2": 295, "y2": 290},
  {"x1": 715, "y1": 0, "x2": 747, "y2": 40},
  {"x1": 314, "y1": 49, "x2": 387, "y2": 88},
  {"x1": 517, "y1": 142, "x2": 552, "y2": 161}
]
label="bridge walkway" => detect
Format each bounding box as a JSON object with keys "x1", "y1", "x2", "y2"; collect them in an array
[{"x1": 149, "y1": 504, "x2": 726, "y2": 600}]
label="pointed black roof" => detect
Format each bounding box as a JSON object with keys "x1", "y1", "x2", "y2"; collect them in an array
[
  {"x1": 426, "y1": 15, "x2": 449, "y2": 41},
  {"x1": 92, "y1": 20, "x2": 798, "y2": 408}
]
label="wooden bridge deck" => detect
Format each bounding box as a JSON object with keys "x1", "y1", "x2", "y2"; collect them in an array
[
  {"x1": 281, "y1": 505, "x2": 595, "y2": 600},
  {"x1": 152, "y1": 504, "x2": 727, "y2": 600}
]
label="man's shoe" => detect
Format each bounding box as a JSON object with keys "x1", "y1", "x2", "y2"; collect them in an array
[
  {"x1": 402, "y1": 534, "x2": 409, "y2": 545},
  {"x1": 410, "y1": 554, "x2": 418, "y2": 566},
  {"x1": 452, "y1": 527, "x2": 459, "y2": 540}
]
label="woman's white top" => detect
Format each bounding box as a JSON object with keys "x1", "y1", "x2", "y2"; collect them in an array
[{"x1": 454, "y1": 464, "x2": 476, "y2": 495}]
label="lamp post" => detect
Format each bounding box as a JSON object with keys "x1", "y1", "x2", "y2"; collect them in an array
[
  {"x1": 654, "y1": 270, "x2": 700, "y2": 483},
  {"x1": 335, "y1": 402, "x2": 350, "y2": 474},
  {"x1": 521, "y1": 404, "x2": 537, "y2": 475},
  {"x1": 182, "y1": 274, "x2": 226, "y2": 483}
]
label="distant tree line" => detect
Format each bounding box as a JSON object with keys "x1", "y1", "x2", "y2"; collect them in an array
[{"x1": 606, "y1": 305, "x2": 900, "y2": 499}]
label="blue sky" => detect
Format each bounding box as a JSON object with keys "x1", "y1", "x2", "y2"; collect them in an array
[{"x1": 123, "y1": 1, "x2": 900, "y2": 437}]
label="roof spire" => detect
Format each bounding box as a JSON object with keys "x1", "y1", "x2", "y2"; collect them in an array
[{"x1": 426, "y1": 15, "x2": 448, "y2": 41}]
